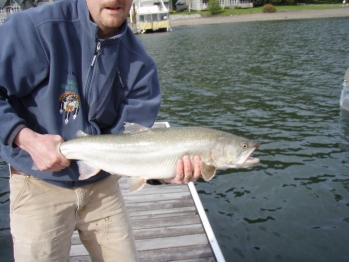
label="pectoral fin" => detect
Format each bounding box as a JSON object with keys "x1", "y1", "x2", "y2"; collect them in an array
[
  {"x1": 124, "y1": 122, "x2": 151, "y2": 134},
  {"x1": 128, "y1": 177, "x2": 147, "y2": 192},
  {"x1": 201, "y1": 162, "x2": 216, "y2": 181},
  {"x1": 77, "y1": 161, "x2": 101, "y2": 180}
]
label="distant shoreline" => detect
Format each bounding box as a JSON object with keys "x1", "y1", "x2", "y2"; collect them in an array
[{"x1": 170, "y1": 8, "x2": 349, "y2": 27}]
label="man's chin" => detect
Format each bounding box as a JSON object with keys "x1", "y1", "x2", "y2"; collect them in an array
[
  {"x1": 106, "y1": 17, "x2": 126, "y2": 28},
  {"x1": 99, "y1": 17, "x2": 125, "y2": 33}
]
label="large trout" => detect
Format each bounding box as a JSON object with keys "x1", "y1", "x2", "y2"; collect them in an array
[{"x1": 60, "y1": 123, "x2": 260, "y2": 192}]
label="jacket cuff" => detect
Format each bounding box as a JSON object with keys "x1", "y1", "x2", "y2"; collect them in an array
[{"x1": 6, "y1": 124, "x2": 26, "y2": 147}]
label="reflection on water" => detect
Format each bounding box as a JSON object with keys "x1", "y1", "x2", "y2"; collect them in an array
[{"x1": 1, "y1": 16, "x2": 349, "y2": 261}]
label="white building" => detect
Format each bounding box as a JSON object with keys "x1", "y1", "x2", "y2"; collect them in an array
[{"x1": 130, "y1": 0, "x2": 171, "y2": 33}]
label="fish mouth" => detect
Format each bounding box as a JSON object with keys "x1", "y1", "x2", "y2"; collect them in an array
[
  {"x1": 244, "y1": 155, "x2": 260, "y2": 166},
  {"x1": 238, "y1": 147, "x2": 260, "y2": 167}
]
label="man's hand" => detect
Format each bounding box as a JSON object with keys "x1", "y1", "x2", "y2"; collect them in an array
[
  {"x1": 164, "y1": 155, "x2": 202, "y2": 184},
  {"x1": 14, "y1": 127, "x2": 70, "y2": 172}
]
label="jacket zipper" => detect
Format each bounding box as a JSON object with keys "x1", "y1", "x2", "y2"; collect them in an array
[
  {"x1": 91, "y1": 42, "x2": 101, "y2": 67},
  {"x1": 83, "y1": 41, "x2": 102, "y2": 134},
  {"x1": 117, "y1": 68, "x2": 125, "y2": 88}
]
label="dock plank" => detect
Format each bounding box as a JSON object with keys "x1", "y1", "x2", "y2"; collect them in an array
[
  {"x1": 126, "y1": 197, "x2": 195, "y2": 211},
  {"x1": 133, "y1": 224, "x2": 205, "y2": 239},
  {"x1": 138, "y1": 245, "x2": 215, "y2": 262},
  {"x1": 123, "y1": 191, "x2": 191, "y2": 203},
  {"x1": 136, "y1": 234, "x2": 209, "y2": 251}
]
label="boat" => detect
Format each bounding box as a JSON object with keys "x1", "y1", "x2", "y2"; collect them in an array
[
  {"x1": 340, "y1": 67, "x2": 349, "y2": 111},
  {"x1": 132, "y1": 0, "x2": 171, "y2": 34}
]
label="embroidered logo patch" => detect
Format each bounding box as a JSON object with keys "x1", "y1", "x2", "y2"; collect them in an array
[{"x1": 59, "y1": 91, "x2": 80, "y2": 124}]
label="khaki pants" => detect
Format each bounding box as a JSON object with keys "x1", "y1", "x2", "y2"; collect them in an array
[{"x1": 9, "y1": 170, "x2": 138, "y2": 262}]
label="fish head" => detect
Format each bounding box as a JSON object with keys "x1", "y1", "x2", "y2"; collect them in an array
[{"x1": 211, "y1": 134, "x2": 260, "y2": 169}]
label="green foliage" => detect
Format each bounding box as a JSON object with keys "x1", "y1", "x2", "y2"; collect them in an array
[
  {"x1": 234, "y1": 5, "x2": 242, "y2": 9},
  {"x1": 207, "y1": 0, "x2": 222, "y2": 15},
  {"x1": 224, "y1": 6, "x2": 230, "y2": 9},
  {"x1": 262, "y1": 3, "x2": 277, "y2": 12}
]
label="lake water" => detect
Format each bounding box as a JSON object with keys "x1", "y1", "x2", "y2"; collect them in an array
[{"x1": 1, "y1": 16, "x2": 349, "y2": 261}]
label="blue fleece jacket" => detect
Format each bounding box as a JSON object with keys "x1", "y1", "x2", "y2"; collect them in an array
[{"x1": 0, "y1": 0, "x2": 161, "y2": 187}]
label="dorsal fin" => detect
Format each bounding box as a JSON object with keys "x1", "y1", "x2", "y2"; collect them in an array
[
  {"x1": 76, "y1": 130, "x2": 90, "y2": 138},
  {"x1": 124, "y1": 122, "x2": 151, "y2": 134}
]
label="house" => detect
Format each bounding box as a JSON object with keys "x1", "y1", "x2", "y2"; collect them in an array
[
  {"x1": 0, "y1": 0, "x2": 53, "y2": 24},
  {"x1": 133, "y1": 0, "x2": 173, "y2": 13},
  {"x1": 0, "y1": 0, "x2": 21, "y2": 24},
  {"x1": 175, "y1": 0, "x2": 187, "y2": 11},
  {"x1": 182, "y1": 0, "x2": 252, "y2": 11}
]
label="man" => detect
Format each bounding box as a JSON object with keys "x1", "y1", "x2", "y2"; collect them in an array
[{"x1": 0, "y1": 0, "x2": 201, "y2": 261}]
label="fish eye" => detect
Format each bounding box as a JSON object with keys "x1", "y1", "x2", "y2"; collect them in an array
[{"x1": 242, "y1": 142, "x2": 248, "y2": 149}]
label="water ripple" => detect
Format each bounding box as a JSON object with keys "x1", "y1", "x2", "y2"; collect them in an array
[{"x1": 137, "y1": 17, "x2": 349, "y2": 261}]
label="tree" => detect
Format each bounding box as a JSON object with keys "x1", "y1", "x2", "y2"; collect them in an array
[{"x1": 207, "y1": 0, "x2": 221, "y2": 15}]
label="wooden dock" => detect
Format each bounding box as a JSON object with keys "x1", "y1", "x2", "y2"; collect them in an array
[{"x1": 70, "y1": 177, "x2": 224, "y2": 261}]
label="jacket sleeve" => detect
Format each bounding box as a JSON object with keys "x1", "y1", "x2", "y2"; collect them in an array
[{"x1": 0, "y1": 12, "x2": 49, "y2": 146}]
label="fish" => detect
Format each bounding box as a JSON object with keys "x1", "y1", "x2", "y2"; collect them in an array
[{"x1": 59, "y1": 123, "x2": 260, "y2": 192}]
